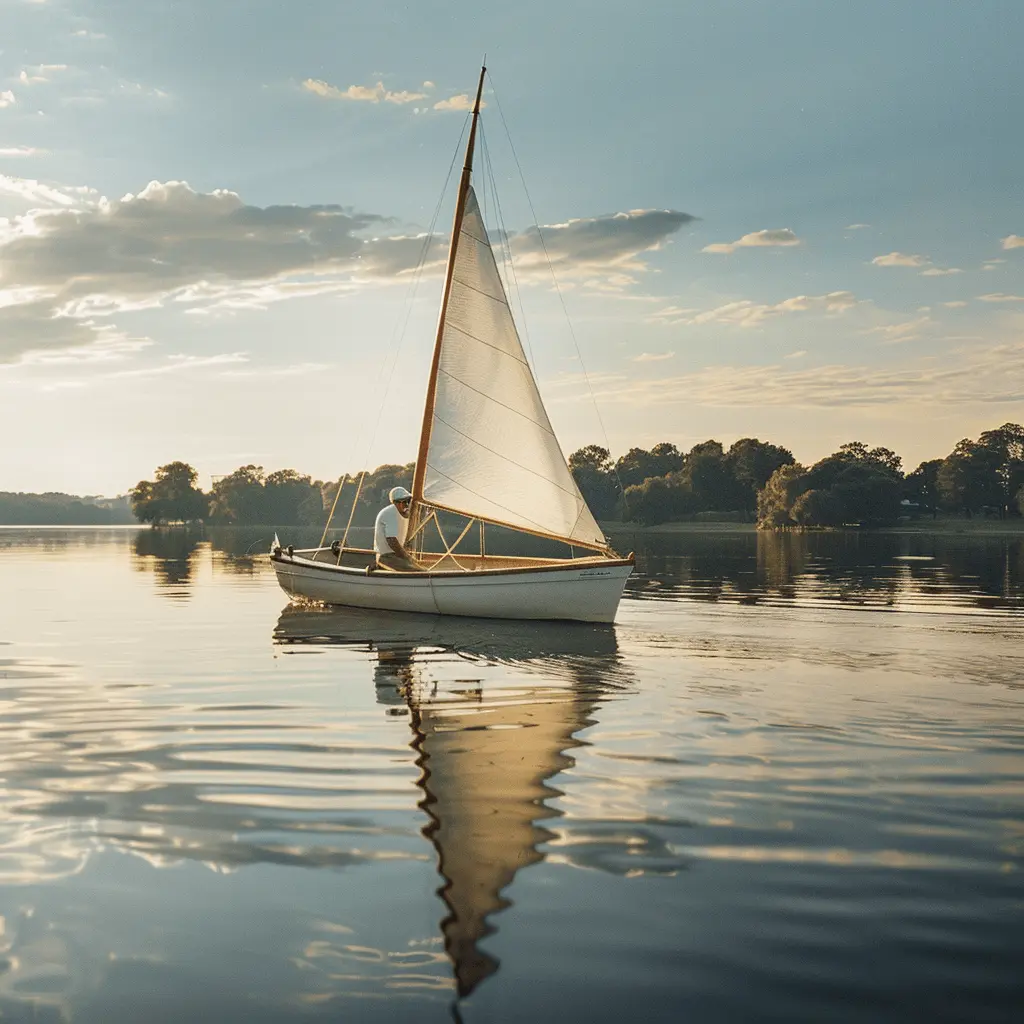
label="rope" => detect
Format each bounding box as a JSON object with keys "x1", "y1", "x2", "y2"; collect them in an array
[{"x1": 427, "y1": 514, "x2": 475, "y2": 571}]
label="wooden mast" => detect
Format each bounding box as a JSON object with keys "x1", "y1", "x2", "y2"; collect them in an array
[{"x1": 411, "y1": 65, "x2": 487, "y2": 515}]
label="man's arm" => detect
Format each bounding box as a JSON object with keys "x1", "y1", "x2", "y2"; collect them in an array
[{"x1": 386, "y1": 535, "x2": 420, "y2": 566}]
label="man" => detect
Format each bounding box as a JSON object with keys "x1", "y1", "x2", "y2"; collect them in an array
[{"x1": 373, "y1": 486, "x2": 421, "y2": 572}]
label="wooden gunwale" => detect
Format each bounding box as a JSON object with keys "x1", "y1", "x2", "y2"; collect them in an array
[{"x1": 272, "y1": 551, "x2": 634, "y2": 580}]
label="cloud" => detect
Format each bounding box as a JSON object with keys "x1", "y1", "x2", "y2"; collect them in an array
[
  {"x1": 511, "y1": 209, "x2": 694, "y2": 274},
  {"x1": 651, "y1": 291, "x2": 858, "y2": 328},
  {"x1": 18, "y1": 63, "x2": 68, "y2": 85},
  {"x1": 1001, "y1": 235, "x2": 1024, "y2": 250},
  {"x1": 866, "y1": 315, "x2": 932, "y2": 343},
  {"x1": 0, "y1": 173, "x2": 81, "y2": 207},
  {"x1": 920, "y1": 267, "x2": 962, "y2": 276},
  {"x1": 302, "y1": 78, "x2": 426, "y2": 104},
  {"x1": 942, "y1": 301, "x2": 968, "y2": 308},
  {"x1": 977, "y1": 293, "x2": 1024, "y2": 303},
  {"x1": 785, "y1": 350, "x2": 807, "y2": 359},
  {"x1": 433, "y1": 94, "x2": 483, "y2": 112},
  {"x1": 871, "y1": 252, "x2": 929, "y2": 268},
  {"x1": 0, "y1": 178, "x2": 688, "y2": 360},
  {"x1": 556, "y1": 342, "x2": 1024, "y2": 410},
  {"x1": 0, "y1": 146, "x2": 44, "y2": 157},
  {"x1": 632, "y1": 351, "x2": 674, "y2": 362},
  {"x1": 0, "y1": 90, "x2": 15, "y2": 108},
  {"x1": 0, "y1": 180, "x2": 389, "y2": 300},
  {"x1": 702, "y1": 228, "x2": 799, "y2": 255},
  {"x1": 846, "y1": 223, "x2": 870, "y2": 230},
  {"x1": 0, "y1": 296, "x2": 144, "y2": 365}
]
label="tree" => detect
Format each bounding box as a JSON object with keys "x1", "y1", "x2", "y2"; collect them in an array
[
  {"x1": 905, "y1": 459, "x2": 942, "y2": 513},
  {"x1": 726, "y1": 438, "x2": 795, "y2": 512},
  {"x1": 568, "y1": 445, "x2": 620, "y2": 519},
  {"x1": 756, "y1": 442, "x2": 902, "y2": 528},
  {"x1": 130, "y1": 462, "x2": 206, "y2": 525},
  {"x1": 791, "y1": 488, "x2": 843, "y2": 527},
  {"x1": 264, "y1": 469, "x2": 324, "y2": 526},
  {"x1": 978, "y1": 423, "x2": 1024, "y2": 513},
  {"x1": 757, "y1": 464, "x2": 810, "y2": 527},
  {"x1": 937, "y1": 440, "x2": 1001, "y2": 514},
  {"x1": 615, "y1": 443, "x2": 685, "y2": 487},
  {"x1": 208, "y1": 465, "x2": 266, "y2": 524},
  {"x1": 624, "y1": 474, "x2": 691, "y2": 526}
]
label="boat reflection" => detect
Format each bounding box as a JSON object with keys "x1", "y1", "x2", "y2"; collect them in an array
[{"x1": 274, "y1": 605, "x2": 629, "y2": 999}]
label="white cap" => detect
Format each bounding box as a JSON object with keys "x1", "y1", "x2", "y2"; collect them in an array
[{"x1": 389, "y1": 486, "x2": 413, "y2": 503}]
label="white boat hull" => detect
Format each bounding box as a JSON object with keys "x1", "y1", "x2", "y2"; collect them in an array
[{"x1": 271, "y1": 550, "x2": 632, "y2": 623}]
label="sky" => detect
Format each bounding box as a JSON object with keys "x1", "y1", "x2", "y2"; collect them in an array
[{"x1": 0, "y1": 0, "x2": 1022, "y2": 495}]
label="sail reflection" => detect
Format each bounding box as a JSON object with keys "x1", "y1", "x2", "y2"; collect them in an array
[{"x1": 274, "y1": 605, "x2": 628, "y2": 999}]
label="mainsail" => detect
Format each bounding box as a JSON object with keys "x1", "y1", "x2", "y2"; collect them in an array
[{"x1": 413, "y1": 67, "x2": 607, "y2": 552}]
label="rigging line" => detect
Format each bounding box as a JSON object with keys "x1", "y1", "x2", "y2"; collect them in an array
[
  {"x1": 320, "y1": 112, "x2": 470, "y2": 547},
  {"x1": 480, "y1": 119, "x2": 539, "y2": 374},
  {"x1": 488, "y1": 74, "x2": 627, "y2": 504}
]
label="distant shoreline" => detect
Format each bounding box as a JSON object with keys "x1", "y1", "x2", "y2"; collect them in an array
[
  {"x1": 603, "y1": 519, "x2": 1024, "y2": 537},
  {"x1": 2, "y1": 519, "x2": 1022, "y2": 537}
]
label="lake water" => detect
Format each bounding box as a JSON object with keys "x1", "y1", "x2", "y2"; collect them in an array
[{"x1": 0, "y1": 527, "x2": 1021, "y2": 1022}]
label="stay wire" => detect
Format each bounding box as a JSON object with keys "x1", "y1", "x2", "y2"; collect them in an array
[
  {"x1": 486, "y1": 75, "x2": 626, "y2": 506},
  {"x1": 479, "y1": 120, "x2": 538, "y2": 374},
  {"x1": 319, "y1": 114, "x2": 471, "y2": 549}
]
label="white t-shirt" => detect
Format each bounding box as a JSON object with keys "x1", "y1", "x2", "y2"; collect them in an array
[{"x1": 373, "y1": 503, "x2": 408, "y2": 556}]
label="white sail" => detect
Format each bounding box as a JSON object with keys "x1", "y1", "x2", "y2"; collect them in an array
[{"x1": 421, "y1": 187, "x2": 606, "y2": 549}]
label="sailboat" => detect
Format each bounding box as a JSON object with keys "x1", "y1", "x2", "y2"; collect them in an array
[{"x1": 271, "y1": 66, "x2": 633, "y2": 623}]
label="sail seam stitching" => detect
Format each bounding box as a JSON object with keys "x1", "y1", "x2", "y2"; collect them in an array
[
  {"x1": 450, "y1": 274, "x2": 511, "y2": 309},
  {"x1": 429, "y1": 415, "x2": 586, "y2": 500},
  {"x1": 441, "y1": 323, "x2": 529, "y2": 366},
  {"x1": 436, "y1": 368, "x2": 553, "y2": 433},
  {"x1": 424, "y1": 463, "x2": 553, "y2": 533}
]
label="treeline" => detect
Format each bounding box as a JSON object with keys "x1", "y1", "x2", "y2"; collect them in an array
[
  {"x1": 129, "y1": 461, "x2": 412, "y2": 527},
  {"x1": 568, "y1": 422, "x2": 1024, "y2": 528},
  {"x1": 126, "y1": 421, "x2": 1024, "y2": 531},
  {"x1": 0, "y1": 491, "x2": 134, "y2": 525}
]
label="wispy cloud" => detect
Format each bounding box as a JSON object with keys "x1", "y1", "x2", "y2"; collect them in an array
[
  {"x1": 0, "y1": 90, "x2": 15, "y2": 108},
  {"x1": 977, "y1": 293, "x2": 1024, "y2": 303},
  {"x1": 846, "y1": 223, "x2": 870, "y2": 230},
  {"x1": 650, "y1": 291, "x2": 857, "y2": 328},
  {"x1": 942, "y1": 301, "x2": 968, "y2": 308},
  {"x1": 632, "y1": 351, "x2": 674, "y2": 362},
  {"x1": 920, "y1": 267, "x2": 962, "y2": 276},
  {"x1": 1001, "y1": 235, "x2": 1024, "y2": 250},
  {"x1": 0, "y1": 173, "x2": 80, "y2": 207},
  {"x1": 871, "y1": 252, "x2": 929, "y2": 268},
  {"x1": 18, "y1": 63, "x2": 68, "y2": 85},
  {"x1": 785, "y1": 350, "x2": 807, "y2": 359},
  {"x1": 866, "y1": 315, "x2": 932, "y2": 343},
  {"x1": 302, "y1": 78, "x2": 427, "y2": 105},
  {"x1": 702, "y1": 228, "x2": 799, "y2": 255},
  {"x1": 0, "y1": 146, "x2": 45, "y2": 157},
  {"x1": 554, "y1": 342, "x2": 1024, "y2": 410}
]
